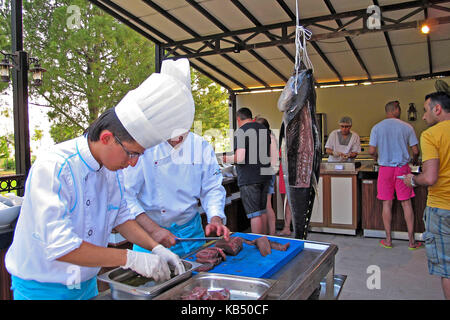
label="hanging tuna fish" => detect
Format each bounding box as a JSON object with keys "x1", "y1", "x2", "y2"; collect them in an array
[{"x1": 277, "y1": 24, "x2": 321, "y2": 240}]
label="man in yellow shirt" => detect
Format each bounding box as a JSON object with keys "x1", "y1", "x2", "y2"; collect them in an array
[{"x1": 404, "y1": 91, "x2": 450, "y2": 299}]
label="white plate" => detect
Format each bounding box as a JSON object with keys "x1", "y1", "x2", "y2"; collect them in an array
[{"x1": 0, "y1": 205, "x2": 21, "y2": 226}]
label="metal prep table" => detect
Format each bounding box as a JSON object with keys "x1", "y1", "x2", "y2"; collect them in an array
[
  {"x1": 95, "y1": 237, "x2": 343, "y2": 300},
  {"x1": 266, "y1": 238, "x2": 341, "y2": 300}
]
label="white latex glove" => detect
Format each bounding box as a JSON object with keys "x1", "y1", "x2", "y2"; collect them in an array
[
  {"x1": 122, "y1": 250, "x2": 171, "y2": 282},
  {"x1": 152, "y1": 244, "x2": 186, "y2": 276}
]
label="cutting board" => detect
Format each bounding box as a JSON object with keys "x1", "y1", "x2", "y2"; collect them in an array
[{"x1": 185, "y1": 232, "x2": 304, "y2": 279}]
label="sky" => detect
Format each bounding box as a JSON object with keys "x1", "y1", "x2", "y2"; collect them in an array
[{"x1": 0, "y1": 89, "x2": 54, "y2": 157}]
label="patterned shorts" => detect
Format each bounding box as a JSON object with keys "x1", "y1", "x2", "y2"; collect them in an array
[{"x1": 423, "y1": 206, "x2": 450, "y2": 278}]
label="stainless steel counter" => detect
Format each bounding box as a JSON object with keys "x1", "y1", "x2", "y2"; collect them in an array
[
  {"x1": 267, "y1": 238, "x2": 339, "y2": 300},
  {"x1": 95, "y1": 236, "x2": 340, "y2": 300}
]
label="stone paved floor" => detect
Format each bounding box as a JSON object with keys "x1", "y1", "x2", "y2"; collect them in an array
[{"x1": 304, "y1": 232, "x2": 444, "y2": 300}]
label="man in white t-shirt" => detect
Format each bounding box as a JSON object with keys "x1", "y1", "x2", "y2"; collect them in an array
[{"x1": 325, "y1": 116, "x2": 361, "y2": 162}]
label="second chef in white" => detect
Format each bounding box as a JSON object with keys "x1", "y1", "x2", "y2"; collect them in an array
[{"x1": 123, "y1": 131, "x2": 229, "y2": 256}]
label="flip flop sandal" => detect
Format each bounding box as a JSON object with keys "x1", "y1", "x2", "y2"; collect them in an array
[
  {"x1": 408, "y1": 242, "x2": 424, "y2": 250},
  {"x1": 379, "y1": 239, "x2": 393, "y2": 248}
]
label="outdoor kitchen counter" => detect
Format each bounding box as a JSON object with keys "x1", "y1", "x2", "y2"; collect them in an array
[{"x1": 95, "y1": 238, "x2": 340, "y2": 300}]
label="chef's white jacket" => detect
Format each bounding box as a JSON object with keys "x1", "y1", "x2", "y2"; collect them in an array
[
  {"x1": 123, "y1": 132, "x2": 226, "y2": 228},
  {"x1": 5, "y1": 136, "x2": 134, "y2": 284}
]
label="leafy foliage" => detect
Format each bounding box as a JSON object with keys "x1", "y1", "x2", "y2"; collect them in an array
[
  {"x1": 1, "y1": 0, "x2": 229, "y2": 146},
  {"x1": 20, "y1": 0, "x2": 156, "y2": 142},
  {"x1": 191, "y1": 69, "x2": 230, "y2": 151}
]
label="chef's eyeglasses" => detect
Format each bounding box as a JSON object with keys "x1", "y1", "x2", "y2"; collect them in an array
[
  {"x1": 340, "y1": 125, "x2": 351, "y2": 128},
  {"x1": 114, "y1": 135, "x2": 143, "y2": 159}
]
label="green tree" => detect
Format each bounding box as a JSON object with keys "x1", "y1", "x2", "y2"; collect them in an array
[
  {"x1": 0, "y1": 133, "x2": 14, "y2": 171},
  {"x1": 191, "y1": 69, "x2": 230, "y2": 152},
  {"x1": 17, "y1": 0, "x2": 155, "y2": 142},
  {"x1": 31, "y1": 127, "x2": 43, "y2": 142},
  {"x1": 0, "y1": 135, "x2": 10, "y2": 158},
  {"x1": 1, "y1": 0, "x2": 230, "y2": 146}
]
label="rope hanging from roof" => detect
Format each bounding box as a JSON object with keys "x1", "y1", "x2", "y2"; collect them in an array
[{"x1": 294, "y1": 0, "x2": 314, "y2": 93}]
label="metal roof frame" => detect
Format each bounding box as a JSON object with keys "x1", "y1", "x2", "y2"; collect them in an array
[{"x1": 89, "y1": 0, "x2": 450, "y2": 93}]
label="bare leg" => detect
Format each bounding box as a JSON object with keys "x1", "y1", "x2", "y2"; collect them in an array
[
  {"x1": 251, "y1": 216, "x2": 264, "y2": 234},
  {"x1": 260, "y1": 213, "x2": 268, "y2": 235},
  {"x1": 400, "y1": 199, "x2": 416, "y2": 247},
  {"x1": 266, "y1": 194, "x2": 276, "y2": 235},
  {"x1": 382, "y1": 200, "x2": 393, "y2": 246},
  {"x1": 442, "y1": 277, "x2": 450, "y2": 300}
]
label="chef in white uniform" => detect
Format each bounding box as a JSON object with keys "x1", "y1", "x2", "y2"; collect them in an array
[
  {"x1": 325, "y1": 116, "x2": 361, "y2": 162},
  {"x1": 123, "y1": 130, "x2": 230, "y2": 257},
  {"x1": 5, "y1": 59, "x2": 195, "y2": 300}
]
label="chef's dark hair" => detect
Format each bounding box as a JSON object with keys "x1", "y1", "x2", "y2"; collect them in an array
[
  {"x1": 237, "y1": 107, "x2": 252, "y2": 120},
  {"x1": 84, "y1": 107, "x2": 135, "y2": 142},
  {"x1": 425, "y1": 91, "x2": 450, "y2": 113}
]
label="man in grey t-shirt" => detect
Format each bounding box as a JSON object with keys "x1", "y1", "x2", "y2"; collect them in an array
[{"x1": 369, "y1": 101, "x2": 421, "y2": 249}]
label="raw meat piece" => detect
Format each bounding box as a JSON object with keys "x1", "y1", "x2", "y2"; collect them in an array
[
  {"x1": 181, "y1": 286, "x2": 208, "y2": 300},
  {"x1": 215, "y1": 237, "x2": 243, "y2": 256},
  {"x1": 196, "y1": 263, "x2": 216, "y2": 272},
  {"x1": 207, "y1": 288, "x2": 231, "y2": 300},
  {"x1": 195, "y1": 247, "x2": 226, "y2": 271},
  {"x1": 181, "y1": 287, "x2": 231, "y2": 300},
  {"x1": 242, "y1": 238, "x2": 256, "y2": 246},
  {"x1": 270, "y1": 241, "x2": 290, "y2": 251},
  {"x1": 195, "y1": 247, "x2": 226, "y2": 263},
  {"x1": 195, "y1": 256, "x2": 222, "y2": 265},
  {"x1": 255, "y1": 236, "x2": 271, "y2": 256},
  {"x1": 243, "y1": 236, "x2": 290, "y2": 256}
]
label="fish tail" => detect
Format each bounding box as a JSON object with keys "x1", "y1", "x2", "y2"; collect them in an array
[{"x1": 288, "y1": 186, "x2": 316, "y2": 239}]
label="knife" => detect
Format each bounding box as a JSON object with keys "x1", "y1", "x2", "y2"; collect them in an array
[{"x1": 175, "y1": 237, "x2": 223, "y2": 243}]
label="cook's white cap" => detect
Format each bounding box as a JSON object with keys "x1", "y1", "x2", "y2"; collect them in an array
[{"x1": 115, "y1": 58, "x2": 195, "y2": 149}]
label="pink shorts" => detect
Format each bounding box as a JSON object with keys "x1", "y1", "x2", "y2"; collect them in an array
[{"x1": 377, "y1": 164, "x2": 415, "y2": 201}]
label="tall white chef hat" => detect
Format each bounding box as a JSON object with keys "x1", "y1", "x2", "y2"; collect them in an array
[{"x1": 114, "y1": 58, "x2": 195, "y2": 149}]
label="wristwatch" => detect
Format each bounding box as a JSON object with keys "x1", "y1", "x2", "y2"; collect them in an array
[{"x1": 410, "y1": 175, "x2": 417, "y2": 187}]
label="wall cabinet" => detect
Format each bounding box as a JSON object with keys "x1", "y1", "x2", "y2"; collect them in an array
[{"x1": 310, "y1": 174, "x2": 358, "y2": 235}]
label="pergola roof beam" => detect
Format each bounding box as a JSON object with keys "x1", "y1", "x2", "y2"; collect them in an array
[
  {"x1": 229, "y1": 0, "x2": 289, "y2": 82},
  {"x1": 95, "y1": 0, "x2": 243, "y2": 90},
  {"x1": 185, "y1": 0, "x2": 273, "y2": 87},
  {"x1": 323, "y1": 0, "x2": 372, "y2": 81},
  {"x1": 373, "y1": 0, "x2": 401, "y2": 78},
  {"x1": 87, "y1": 0, "x2": 450, "y2": 92},
  {"x1": 232, "y1": 70, "x2": 450, "y2": 93},
  {"x1": 142, "y1": 0, "x2": 267, "y2": 88},
  {"x1": 165, "y1": 0, "x2": 448, "y2": 48},
  {"x1": 276, "y1": 0, "x2": 343, "y2": 82}
]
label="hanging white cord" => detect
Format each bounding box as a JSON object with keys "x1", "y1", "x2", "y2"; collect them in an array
[{"x1": 294, "y1": 0, "x2": 313, "y2": 93}]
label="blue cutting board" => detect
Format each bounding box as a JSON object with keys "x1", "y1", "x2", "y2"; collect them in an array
[{"x1": 186, "y1": 232, "x2": 304, "y2": 279}]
